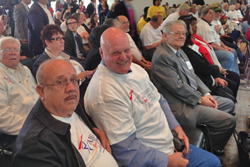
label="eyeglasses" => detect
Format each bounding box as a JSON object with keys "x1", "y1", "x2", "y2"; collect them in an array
[
  {"x1": 208, "y1": 12, "x2": 215, "y2": 15},
  {"x1": 0, "y1": 48, "x2": 21, "y2": 53},
  {"x1": 41, "y1": 78, "x2": 80, "y2": 88},
  {"x1": 67, "y1": 21, "x2": 78, "y2": 25},
  {"x1": 170, "y1": 31, "x2": 187, "y2": 37},
  {"x1": 50, "y1": 37, "x2": 65, "y2": 41}
]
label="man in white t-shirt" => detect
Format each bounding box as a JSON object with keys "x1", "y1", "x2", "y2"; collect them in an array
[
  {"x1": 140, "y1": 14, "x2": 163, "y2": 61},
  {"x1": 84, "y1": 27, "x2": 221, "y2": 167},
  {"x1": 12, "y1": 59, "x2": 118, "y2": 167},
  {"x1": 235, "y1": 3, "x2": 243, "y2": 22},
  {"x1": 117, "y1": 15, "x2": 151, "y2": 71}
]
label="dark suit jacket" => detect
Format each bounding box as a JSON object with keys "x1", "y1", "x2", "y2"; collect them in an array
[
  {"x1": 192, "y1": 0, "x2": 205, "y2": 5},
  {"x1": 54, "y1": 18, "x2": 62, "y2": 26},
  {"x1": 14, "y1": 3, "x2": 28, "y2": 40},
  {"x1": 64, "y1": 29, "x2": 86, "y2": 59},
  {"x1": 27, "y1": 2, "x2": 48, "y2": 55},
  {"x1": 84, "y1": 47, "x2": 101, "y2": 71},
  {"x1": 86, "y1": 3, "x2": 95, "y2": 17},
  {"x1": 151, "y1": 42, "x2": 210, "y2": 126}
]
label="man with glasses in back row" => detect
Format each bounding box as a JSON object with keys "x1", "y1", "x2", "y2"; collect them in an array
[
  {"x1": 64, "y1": 15, "x2": 86, "y2": 63},
  {"x1": 0, "y1": 37, "x2": 38, "y2": 151}
]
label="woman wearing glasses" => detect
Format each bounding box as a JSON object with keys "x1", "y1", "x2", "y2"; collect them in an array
[
  {"x1": 179, "y1": 15, "x2": 240, "y2": 102},
  {"x1": 33, "y1": 24, "x2": 95, "y2": 99}
]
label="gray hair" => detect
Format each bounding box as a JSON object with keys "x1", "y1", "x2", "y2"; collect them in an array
[
  {"x1": 151, "y1": 14, "x2": 163, "y2": 23},
  {"x1": 162, "y1": 20, "x2": 187, "y2": 34},
  {"x1": 229, "y1": 5, "x2": 235, "y2": 11},
  {"x1": 103, "y1": 19, "x2": 121, "y2": 27},
  {"x1": 222, "y1": 3, "x2": 229, "y2": 8},
  {"x1": 201, "y1": 6, "x2": 213, "y2": 18},
  {"x1": 0, "y1": 36, "x2": 20, "y2": 50}
]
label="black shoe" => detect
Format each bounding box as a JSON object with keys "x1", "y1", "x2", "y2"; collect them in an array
[{"x1": 213, "y1": 149, "x2": 225, "y2": 156}]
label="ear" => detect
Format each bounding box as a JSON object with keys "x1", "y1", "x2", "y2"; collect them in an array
[
  {"x1": 36, "y1": 85, "x2": 45, "y2": 101},
  {"x1": 45, "y1": 39, "x2": 50, "y2": 47},
  {"x1": 162, "y1": 32, "x2": 167, "y2": 41},
  {"x1": 99, "y1": 47, "x2": 104, "y2": 59}
]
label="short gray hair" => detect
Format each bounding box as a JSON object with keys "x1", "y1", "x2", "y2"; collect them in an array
[
  {"x1": 201, "y1": 6, "x2": 213, "y2": 18},
  {"x1": 162, "y1": 20, "x2": 187, "y2": 34},
  {"x1": 104, "y1": 19, "x2": 121, "y2": 27},
  {"x1": 229, "y1": 5, "x2": 235, "y2": 11},
  {"x1": 0, "y1": 36, "x2": 20, "y2": 50},
  {"x1": 151, "y1": 14, "x2": 163, "y2": 23}
]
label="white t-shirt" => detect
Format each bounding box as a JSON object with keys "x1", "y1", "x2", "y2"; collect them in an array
[
  {"x1": 77, "y1": 25, "x2": 88, "y2": 44},
  {"x1": 197, "y1": 19, "x2": 221, "y2": 46},
  {"x1": 228, "y1": 10, "x2": 238, "y2": 20},
  {"x1": 211, "y1": 19, "x2": 225, "y2": 35},
  {"x1": 52, "y1": 112, "x2": 118, "y2": 167},
  {"x1": 160, "y1": 11, "x2": 180, "y2": 30},
  {"x1": 235, "y1": 9, "x2": 243, "y2": 18},
  {"x1": 85, "y1": 63, "x2": 174, "y2": 155},
  {"x1": 126, "y1": 33, "x2": 142, "y2": 60},
  {"x1": 140, "y1": 22, "x2": 162, "y2": 48}
]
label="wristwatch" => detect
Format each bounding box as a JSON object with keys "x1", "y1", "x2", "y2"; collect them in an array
[{"x1": 198, "y1": 97, "x2": 203, "y2": 104}]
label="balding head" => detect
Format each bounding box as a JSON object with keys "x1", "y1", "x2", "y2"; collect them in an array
[
  {"x1": 100, "y1": 28, "x2": 132, "y2": 74},
  {"x1": 117, "y1": 15, "x2": 130, "y2": 32},
  {"x1": 36, "y1": 59, "x2": 79, "y2": 117}
]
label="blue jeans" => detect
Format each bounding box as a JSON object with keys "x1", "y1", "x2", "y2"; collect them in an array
[
  {"x1": 187, "y1": 144, "x2": 221, "y2": 167},
  {"x1": 214, "y1": 49, "x2": 239, "y2": 74}
]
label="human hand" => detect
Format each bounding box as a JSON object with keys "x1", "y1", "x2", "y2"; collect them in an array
[
  {"x1": 77, "y1": 70, "x2": 95, "y2": 80},
  {"x1": 167, "y1": 152, "x2": 189, "y2": 167},
  {"x1": 219, "y1": 67, "x2": 228, "y2": 76},
  {"x1": 143, "y1": 63, "x2": 151, "y2": 71},
  {"x1": 215, "y1": 78, "x2": 228, "y2": 87},
  {"x1": 201, "y1": 94, "x2": 218, "y2": 109},
  {"x1": 214, "y1": 25, "x2": 221, "y2": 33},
  {"x1": 173, "y1": 126, "x2": 189, "y2": 155},
  {"x1": 93, "y1": 128, "x2": 111, "y2": 153}
]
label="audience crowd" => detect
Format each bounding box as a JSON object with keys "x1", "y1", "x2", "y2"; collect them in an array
[{"x1": 0, "y1": 0, "x2": 249, "y2": 166}]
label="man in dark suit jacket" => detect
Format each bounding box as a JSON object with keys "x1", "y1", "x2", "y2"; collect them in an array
[
  {"x1": 64, "y1": 16, "x2": 86, "y2": 61},
  {"x1": 27, "y1": 0, "x2": 50, "y2": 55},
  {"x1": 14, "y1": 0, "x2": 31, "y2": 43},
  {"x1": 151, "y1": 20, "x2": 236, "y2": 155},
  {"x1": 86, "y1": 0, "x2": 96, "y2": 18}
]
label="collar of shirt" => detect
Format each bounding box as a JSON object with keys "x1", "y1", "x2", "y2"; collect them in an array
[
  {"x1": 0, "y1": 62, "x2": 22, "y2": 74},
  {"x1": 45, "y1": 48, "x2": 70, "y2": 59},
  {"x1": 37, "y1": 2, "x2": 47, "y2": 10},
  {"x1": 202, "y1": 18, "x2": 212, "y2": 26},
  {"x1": 167, "y1": 44, "x2": 178, "y2": 54},
  {"x1": 101, "y1": 60, "x2": 132, "y2": 73},
  {"x1": 21, "y1": 1, "x2": 29, "y2": 11}
]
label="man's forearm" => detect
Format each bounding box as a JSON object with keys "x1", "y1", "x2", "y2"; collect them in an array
[{"x1": 144, "y1": 39, "x2": 163, "y2": 50}]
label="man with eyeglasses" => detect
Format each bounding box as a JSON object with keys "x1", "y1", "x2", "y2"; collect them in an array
[
  {"x1": 0, "y1": 36, "x2": 38, "y2": 151},
  {"x1": 12, "y1": 59, "x2": 118, "y2": 167},
  {"x1": 140, "y1": 14, "x2": 164, "y2": 61},
  {"x1": 64, "y1": 15, "x2": 86, "y2": 62},
  {"x1": 151, "y1": 20, "x2": 236, "y2": 156}
]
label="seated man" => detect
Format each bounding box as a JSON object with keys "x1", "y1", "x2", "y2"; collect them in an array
[
  {"x1": 140, "y1": 14, "x2": 164, "y2": 61},
  {"x1": 54, "y1": 11, "x2": 63, "y2": 26},
  {"x1": 117, "y1": 15, "x2": 151, "y2": 71},
  {"x1": 64, "y1": 15, "x2": 86, "y2": 62},
  {"x1": 197, "y1": 7, "x2": 239, "y2": 74},
  {"x1": 84, "y1": 27, "x2": 221, "y2": 167},
  {"x1": 12, "y1": 59, "x2": 118, "y2": 167},
  {"x1": 0, "y1": 37, "x2": 38, "y2": 150},
  {"x1": 150, "y1": 20, "x2": 236, "y2": 155}
]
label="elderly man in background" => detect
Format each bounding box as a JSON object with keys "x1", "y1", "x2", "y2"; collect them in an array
[
  {"x1": 140, "y1": 14, "x2": 163, "y2": 61},
  {"x1": 54, "y1": 11, "x2": 63, "y2": 26},
  {"x1": 12, "y1": 59, "x2": 118, "y2": 167},
  {"x1": 0, "y1": 37, "x2": 38, "y2": 151},
  {"x1": 160, "y1": 3, "x2": 190, "y2": 30},
  {"x1": 117, "y1": 15, "x2": 151, "y2": 71}
]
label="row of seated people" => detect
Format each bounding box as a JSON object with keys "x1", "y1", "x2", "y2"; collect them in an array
[
  {"x1": 0, "y1": 16, "x2": 237, "y2": 167},
  {"x1": 0, "y1": 2, "x2": 242, "y2": 167}
]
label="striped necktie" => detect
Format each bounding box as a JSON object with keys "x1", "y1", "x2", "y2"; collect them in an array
[{"x1": 176, "y1": 50, "x2": 198, "y2": 90}]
